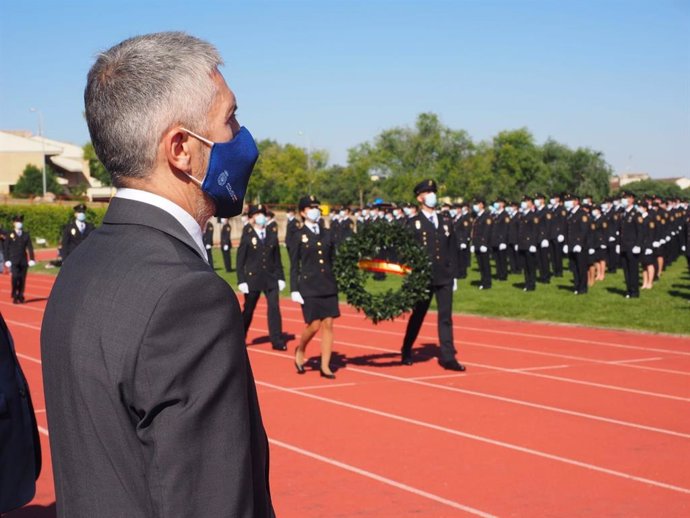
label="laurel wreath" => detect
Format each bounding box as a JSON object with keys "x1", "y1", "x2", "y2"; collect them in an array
[{"x1": 334, "y1": 220, "x2": 432, "y2": 324}]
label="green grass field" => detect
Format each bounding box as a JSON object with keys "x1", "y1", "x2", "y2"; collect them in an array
[{"x1": 38, "y1": 246, "x2": 690, "y2": 335}]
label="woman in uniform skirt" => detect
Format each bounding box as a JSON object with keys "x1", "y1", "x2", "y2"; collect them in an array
[{"x1": 289, "y1": 195, "x2": 340, "y2": 379}]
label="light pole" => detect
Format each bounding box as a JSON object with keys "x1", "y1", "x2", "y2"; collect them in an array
[
  {"x1": 29, "y1": 107, "x2": 47, "y2": 197},
  {"x1": 298, "y1": 130, "x2": 312, "y2": 193}
]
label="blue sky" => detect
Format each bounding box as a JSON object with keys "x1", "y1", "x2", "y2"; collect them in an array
[{"x1": 1, "y1": 0, "x2": 688, "y2": 178}]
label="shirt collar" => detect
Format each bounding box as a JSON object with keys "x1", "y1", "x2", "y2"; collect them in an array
[{"x1": 114, "y1": 188, "x2": 208, "y2": 262}]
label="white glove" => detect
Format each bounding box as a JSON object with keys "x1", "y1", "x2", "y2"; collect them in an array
[
  {"x1": 615, "y1": 244, "x2": 620, "y2": 255},
  {"x1": 453, "y1": 278, "x2": 458, "y2": 292},
  {"x1": 514, "y1": 244, "x2": 519, "y2": 251},
  {"x1": 588, "y1": 248, "x2": 595, "y2": 255},
  {"x1": 238, "y1": 282, "x2": 249, "y2": 294},
  {"x1": 205, "y1": 244, "x2": 212, "y2": 250},
  {"x1": 278, "y1": 279, "x2": 286, "y2": 291},
  {"x1": 541, "y1": 239, "x2": 549, "y2": 248},
  {"x1": 573, "y1": 245, "x2": 582, "y2": 253},
  {"x1": 608, "y1": 236, "x2": 616, "y2": 242},
  {"x1": 557, "y1": 234, "x2": 564, "y2": 243},
  {"x1": 645, "y1": 248, "x2": 653, "y2": 256},
  {"x1": 671, "y1": 231, "x2": 676, "y2": 236},
  {"x1": 460, "y1": 243, "x2": 467, "y2": 250},
  {"x1": 562, "y1": 245, "x2": 569, "y2": 254},
  {"x1": 652, "y1": 241, "x2": 659, "y2": 248},
  {"x1": 291, "y1": 291, "x2": 305, "y2": 305},
  {"x1": 479, "y1": 245, "x2": 488, "y2": 253},
  {"x1": 28, "y1": 260, "x2": 36, "y2": 267},
  {"x1": 4, "y1": 261, "x2": 10, "y2": 268},
  {"x1": 529, "y1": 245, "x2": 537, "y2": 253},
  {"x1": 632, "y1": 246, "x2": 641, "y2": 254},
  {"x1": 498, "y1": 243, "x2": 507, "y2": 251},
  {"x1": 223, "y1": 245, "x2": 229, "y2": 251},
  {"x1": 600, "y1": 245, "x2": 607, "y2": 250},
  {"x1": 682, "y1": 245, "x2": 687, "y2": 252},
  {"x1": 470, "y1": 245, "x2": 476, "y2": 253}
]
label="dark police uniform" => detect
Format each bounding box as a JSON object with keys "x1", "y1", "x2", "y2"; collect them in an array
[
  {"x1": 517, "y1": 209, "x2": 539, "y2": 291},
  {"x1": 565, "y1": 204, "x2": 589, "y2": 294},
  {"x1": 4, "y1": 219, "x2": 35, "y2": 304},
  {"x1": 220, "y1": 220, "x2": 233, "y2": 272},
  {"x1": 61, "y1": 204, "x2": 95, "y2": 261},
  {"x1": 237, "y1": 207, "x2": 286, "y2": 350},
  {"x1": 620, "y1": 206, "x2": 642, "y2": 298},
  {"x1": 285, "y1": 215, "x2": 301, "y2": 252},
  {"x1": 453, "y1": 210, "x2": 472, "y2": 279},
  {"x1": 490, "y1": 208, "x2": 510, "y2": 281},
  {"x1": 401, "y1": 179, "x2": 464, "y2": 371},
  {"x1": 203, "y1": 221, "x2": 214, "y2": 269},
  {"x1": 549, "y1": 202, "x2": 568, "y2": 277},
  {"x1": 471, "y1": 207, "x2": 493, "y2": 289},
  {"x1": 534, "y1": 203, "x2": 551, "y2": 282},
  {"x1": 289, "y1": 196, "x2": 339, "y2": 324}
]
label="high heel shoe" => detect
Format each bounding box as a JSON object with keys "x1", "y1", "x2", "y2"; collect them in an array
[
  {"x1": 320, "y1": 369, "x2": 336, "y2": 380},
  {"x1": 294, "y1": 349, "x2": 306, "y2": 374}
]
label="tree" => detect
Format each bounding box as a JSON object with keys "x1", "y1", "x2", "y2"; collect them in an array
[
  {"x1": 13, "y1": 164, "x2": 63, "y2": 198},
  {"x1": 489, "y1": 128, "x2": 548, "y2": 200},
  {"x1": 613, "y1": 179, "x2": 683, "y2": 200},
  {"x1": 83, "y1": 142, "x2": 111, "y2": 186},
  {"x1": 567, "y1": 148, "x2": 611, "y2": 200}
]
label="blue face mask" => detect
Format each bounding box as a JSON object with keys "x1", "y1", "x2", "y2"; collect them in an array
[
  {"x1": 183, "y1": 126, "x2": 259, "y2": 218},
  {"x1": 564, "y1": 200, "x2": 574, "y2": 210},
  {"x1": 424, "y1": 192, "x2": 437, "y2": 208},
  {"x1": 254, "y1": 214, "x2": 267, "y2": 227},
  {"x1": 472, "y1": 204, "x2": 480, "y2": 214},
  {"x1": 76, "y1": 212, "x2": 86, "y2": 222}
]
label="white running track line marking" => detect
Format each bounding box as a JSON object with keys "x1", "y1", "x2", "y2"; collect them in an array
[
  {"x1": 248, "y1": 347, "x2": 690, "y2": 440},
  {"x1": 292, "y1": 382, "x2": 357, "y2": 391},
  {"x1": 269, "y1": 437, "x2": 497, "y2": 517},
  {"x1": 257, "y1": 380, "x2": 690, "y2": 495}
]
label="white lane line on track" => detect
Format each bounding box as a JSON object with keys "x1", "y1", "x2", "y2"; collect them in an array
[
  {"x1": 248, "y1": 346, "x2": 690, "y2": 440},
  {"x1": 6, "y1": 319, "x2": 42, "y2": 331},
  {"x1": 608, "y1": 357, "x2": 662, "y2": 364},
  {"x1": 38, "y1": 425, "x2": 49, "y2": 437},
  {"x1": 258, "y1": 379, "x2": 690, "y2": 496},
  {"x1": 269, "y1": 437, "x2": 497, "y2": 517},
  {"x1": 17, "y1": 352, "x2": 42, "y2": 365},
  {"x1": 292, "y1": 382, "x2": 357, "y2": 391}
]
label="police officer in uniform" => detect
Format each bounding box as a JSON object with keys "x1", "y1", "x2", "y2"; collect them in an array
[
  {"x1": 534, "y1": 193, "x2": 551, "y2": 283},
  {"x1": 453, "y1": 203, "x2": 472, "y2": 279},
  {"x1": 203, "y1": 220, "x2": 214, "y2": 269},
  {"x1": 220, "y1": 217, "x2": 233, "y2": 272},
  {"x1": 285, "y1": 207, "x2": 301, "y2": 252},
  {"x1": 3, "y1": 215, "x2": 36, "y2": 304},
  {"x1": 517, "y1": 195, "x2": 539, "y2": 291},
  {"x1": 290, "y1": 196, "x2": 340, "y2": 378},
  {"x1": 564, "y1": 194, "x2": 590, "y2": 294},
  {"x1": 619, "y1": 191, "x2": 642, "y2": 298},
  {"x1": 401, "y1": 179, "x2": 464, "y2": 371},
  {"x1": 549, "y1": 193, "x2": 567, "y2": 277},
  {"x1": 471, "y1": 199, "x2": 493, "y2": 289},
  {"x1": 61, "y1": 203, "x2": 95, "y2": 261},
  {"x1": 490, "y1": 199, "x2": 510, "y2": 281},
  {"x1": 236, "y1": 205, "x2": 286, "y2": 350}
]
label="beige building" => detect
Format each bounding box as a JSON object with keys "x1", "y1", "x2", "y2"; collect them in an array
[{"x1": 0, "y1": 130, "x2": 101, "y2": 196}]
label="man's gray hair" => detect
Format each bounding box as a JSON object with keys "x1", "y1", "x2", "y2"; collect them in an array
[{"x1": 85, "y1": 32, "x2": 223, "y2": 186}]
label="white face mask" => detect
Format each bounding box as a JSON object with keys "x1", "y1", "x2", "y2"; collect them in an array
[
  {"x1": 564, "y1": 200, "x2": 574, "y2": 210},
  {"x1": 549, "y1": 198, "x2": 557, "y2": 206},
  {"x1": 520, "y1": 201, "x2": 528, "y2": 210},
  {"x1": 14, "y1": 222, "x2": 23, "y2": 230},
  {"x1": 449, "y1": 209, "x2": 457, "y2": 218},
  {"x1": 535, "y1": 199, "x2": 544, "y2": 209},
  {"x1": 424, "y1": 192, "x2": 437, "y2": 209},
  {"x1": 254, "y1": 214, "x2": 267, "y2": 227},
  {"x1": 472, "y1": 204, "x2": 481, "y2": 214},
  {"x1": 306, "y1": 208, "x2": 320, "y2": 222},
  {"x1": 76, "y1": 212, "x2": 86, "y2": 222},
  {"x1": 621, "y1": 198, "x2": 630, "y2": 208},
  {"x1": 403, "y1": 207, "x2": 412, "y2": 216}
]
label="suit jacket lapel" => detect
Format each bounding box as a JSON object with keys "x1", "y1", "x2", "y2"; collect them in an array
[{"x1": 103, "y1": 198, "x2": 205, "y2": 260}]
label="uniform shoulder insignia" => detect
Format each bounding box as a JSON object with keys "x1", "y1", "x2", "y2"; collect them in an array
[
  {"x1": 71, "y1": 228, "x2": 76, "y2": 236},
  {"x1": 656, "y1": 215, "x2": 661, "y2": 221},
  {"x1": 590, "y1": 223, "x2": 596, "y2": 230},
  {"x1": 251, "y1": 236, "x2": 258, "y2": 246},
  {"x1": 301, "y1": 233, "x2": 309, "y2": 243},
  {"x1": 505, "y1": 217, "x2": 510, "y2": 224},
  {"x1": 415, "y1": 220, "x2": 421, "y2": 230},
  {"x1": 486, "y1": 218, "x2": 492, "y2": 224},
  {"x1": 546, "y1": 213, "x2": 552, "y2": 219},
  {"x1": 296, "y1": 222, "x2": 303, "y2": 229},
  {"x1": 533, "y1": 217, "x2": 539, "y2": 224},
  {"x1": 661, "y1": 219, "x2": 666, "y2": 224},
  {"x1": 9, "y1": 232, "x2": 14, "y2": 239},
  {"x1": 582, "y1": 215, "x2": 588, "y2": 222},
  {"x1": 561, "y1": 210, "x2": 567, "y2": 217},
  {"x1": 637, "y1": 216, "x2": 643, "y2": 224},
  {"x1": 271, "y1": 226, "x2": 277, "y2": 233},
  {"x1": 650, "y1": 222, "x2": 655, "y2": 228},
  {"x1": 613, "y1": 214, "x2": 619, "y2": 220},
  {"x1": 603, "y1": 222, "x2": 608, "y2": 228},
  {"x1": 464, "y1": 221, "x2": 469, "y2": 227}
]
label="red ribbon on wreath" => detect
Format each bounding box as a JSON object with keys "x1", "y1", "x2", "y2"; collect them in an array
[{"x1": 357, "y1": 259, "x2": 412, "y2": 276}]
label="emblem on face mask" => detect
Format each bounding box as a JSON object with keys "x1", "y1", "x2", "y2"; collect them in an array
[{"x1": 218, "y1": 170, "x2": 229, "y2": 186}]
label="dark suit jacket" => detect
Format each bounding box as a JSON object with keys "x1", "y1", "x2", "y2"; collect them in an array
[
  {"x1": 236, "y1": 225, "x2": 285, "y2": 292},
  {"x1": 0, "y1": 312, "x2": 42, "y2": 513},
  {"x1": 289, "y1": 225, "x2": 337, "y2": 297},
  {"x1": 4, "y1": 230, "x2": 35, "y2": 265},
  {"x1": 41, "y1": 198, "x2": 274, "y2": 518},
  {"x1": 407, "y1": 212, "x2": 457, "y2": 286}
]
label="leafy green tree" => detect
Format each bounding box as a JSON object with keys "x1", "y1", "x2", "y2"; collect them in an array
[
  {"x1": 613, "y1": 179, "x2": 683, "y2": 200},
  {"x1": 489, "y1": 128, "x2": 548, "y2": 200},
  {"x1": 83, "y1": 142, "x2": 111, "y2": 186},
  {"x1": 13, "y1": 164, "x2": 63, "y2": 198},
  {"x1": 313, "y1": 164, "x2": 374, "y2": 206},
  {"x1": 567, "y1": 148, "x2": 611, "y2": 200}
]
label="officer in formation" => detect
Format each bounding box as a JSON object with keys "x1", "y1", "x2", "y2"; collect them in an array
[
  {"x1": 203, "y1": 220, "x2": 214, "y2": 269},
  {"x1": 236, "y1": 204, "x2": 287, "y2": 351},
  {"x1": 219, "y1": 217, "x2": 233, "y2": 272},
  {"x1": 3, "y1": 215, "x2": 36, "y2": 304},
  {"x1": 400, "y1": 179, "x2": 465, "y2": 371},
  {"x1": 61, "y1": 203, "x2": 95, "y2": 261}
]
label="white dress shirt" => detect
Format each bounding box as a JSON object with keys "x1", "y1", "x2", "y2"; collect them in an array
[{"x1": 115, "y1": 188, "x2": 208, "y2": 262}]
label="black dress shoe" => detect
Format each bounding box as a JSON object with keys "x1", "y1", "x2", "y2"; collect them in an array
[
  {"x1": 295, "y1": 361, "x2": 306, "y2": 374},
  {"x1": 438, "y1": 359, "x2": 466, "y2": 372},
  {"x1": 272, "y1": 343, "x2": 287, "y2": 351},
  {"x1": 320, "y1": 369, "x2": 336, "y2": 379},
  {"x1": 401, "y1": 348, "x2": 413, "y2": 366}
]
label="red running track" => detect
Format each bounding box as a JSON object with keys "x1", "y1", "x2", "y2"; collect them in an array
[{"x1": 3, "y1": 272, "x2": 690, "y2": 517}]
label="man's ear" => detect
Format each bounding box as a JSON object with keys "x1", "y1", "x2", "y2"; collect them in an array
[{"x1": 165, "y1": 128, "x2": 193, "y2": 173}]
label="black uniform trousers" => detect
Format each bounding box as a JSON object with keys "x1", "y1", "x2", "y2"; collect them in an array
[
  {"x1": 568, "y1": 251, "x2": 588, "y2": 294},
  {"x1": 402, "y1": 283, "x2": 456, "y2": 363},
  {"x1": 519, "y1": 250, "x2": 536, "y2": 290},
  {"x1": 621, "y1": 251, "x2": 640, "y2": 297},
  {"x1": 550, "y1": 240, "x2": 564, "y2": 276},
  {"x1": 537, "y1": 246, "x2": 551, "y2": 282},
  {"x1": 457, "y1": 248, "x2": 470, "y2": 279},
  {"x1": 10, "y1": 263, "x2": 28, "y2": 301},
  {"x1": 221, "y1": 248, "x2": 232, "y2": 272},
  {"x1": 243, "y1": 287, "x2": 283, "y2": 347},
  {"x1": 607, "y1": 242, "x2": 618, "y2": 273},
  {"x1": 508, "y1": 246, "x2": 520, "y2": 274},
  {"x1": 493, "y1": 247, "x2": 508, "y2": 280},
  {"x1": 476, "y1": 251, "x2": 492, "y2": 288},
  {"x1": 206, "y1": 248, "x2": 214, "y2": 270}
]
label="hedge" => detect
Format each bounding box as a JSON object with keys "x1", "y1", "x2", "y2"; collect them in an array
[{"x1": 0, "y1": 204, "x2": 108, "y2": 246}]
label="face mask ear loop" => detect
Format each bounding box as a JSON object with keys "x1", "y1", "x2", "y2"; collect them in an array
[{"x1": 181, "y1": 127, "x2": 214, "y2": 147}]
